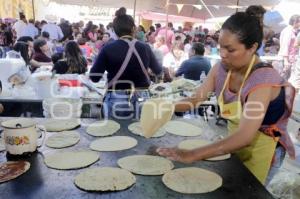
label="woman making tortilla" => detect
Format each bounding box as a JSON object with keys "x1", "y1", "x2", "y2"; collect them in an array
[{"x1": 157, "y1": 12, "x2": 296, "y2": 185}]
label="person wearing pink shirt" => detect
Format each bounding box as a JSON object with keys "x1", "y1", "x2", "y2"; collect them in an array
[
  {"x1": 157, "y1": 22, "x2": 175, "y2": 50},
  {"x1": 154, "y1": 35, "x2": 169, "y2": 56}
]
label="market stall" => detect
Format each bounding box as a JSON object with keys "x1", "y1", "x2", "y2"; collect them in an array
[{"x1": 0, "y1": 117, "x2": 274, "y2": 199}]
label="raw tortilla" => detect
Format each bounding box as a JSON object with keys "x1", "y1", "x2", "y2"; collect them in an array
[
  {"x1": 128, "y1": 122, "x2": 166, "y2": 138},
  {"x1": 0, "y1": 161, "x2": 30, "y2": 183},
  {"x1": 86, "y1": 120, "x2": 120, "y2": 137},
  {"x1": 74, "y1": 167, "x2": 136, "y2": 191},
  {"x1": 178, "y1": 139, "x2": 231, "y2": 161},
  {"x1": 44, "y1": 150, "x2": 99, "y2": 170},
  {"x1": 164, "y1": 121, "x2": 202, "y2": 136},
  {"x1": 140, "y1": 98, "x2": 174, "y2": 138},
  {"x1": 162, "y1": 167, "x2": 222, "y2": 194},
  {"x1": 42, "y1": 119, "x2": 80, "y2": 132},
  {"x1": 117, "y1": 155, "x2": 174, "y2": 175},
  {"x1": 90, "y1": 136, "x2": 137, "y2": 152},
  {"x1": 45, "y1": 131, "x2": 80, "y2": 149}
]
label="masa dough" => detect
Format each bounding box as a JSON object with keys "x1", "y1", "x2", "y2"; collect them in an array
[
  {"x1": 117, "y1": 155, "x2": 174, "y2": 175},
  {"x1": 140, "y1": 98, "x2": 174, "y2": 138},
  {"x1": 74, "y1": 167, "x2": 136, "y2": 191},
  {"x1": 128, "y1": 122, "x2": 166, "y2": 138},
  {"x1": 164, "y1": 121, "x2": 202, "y2": 136},
  {"x1": 90, "y1": 136, "x2": 137, "y2": 152},
  {"x1": 162, "y1": 167, "x2": 222, "y2": 194},
  {"x1": 46, "y1": 131, "x2": 80, "y2": 148},
  {"x1": 86, "y1": 120, "x2": 120, "y2": 137},
  {"x1": 178, "y1": 139, "x2": 231, "y2": 161},
  {"x1": 42, "y1": 119, "x2": 80, "y2": 132},
  {"x1": 44, "y1": 150, "x2": 99, "y2": 170}
]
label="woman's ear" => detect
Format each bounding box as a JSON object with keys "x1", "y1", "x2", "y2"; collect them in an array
[{"x1": 250, "y1": 42, "x2": 259, "y2": 54}]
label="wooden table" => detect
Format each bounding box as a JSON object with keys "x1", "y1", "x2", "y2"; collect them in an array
[{"x1": 0, "y1": 117, "x2": 274, "y2": 199}]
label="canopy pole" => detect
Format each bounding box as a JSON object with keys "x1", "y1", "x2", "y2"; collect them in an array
[
  {"x1": 199, "y1": 0, "x2": 221, "y2": 29},
  {"x1": 236, "y1": 0, "x2": 240, "y2": 12},
  {"x1": 133, "y1": 0, "x2": 137, "y2": 23},
  {"x1": 32, "y1": 0, "x2": 36, "y2": 20},
  {"x1": 166, "y1": 0, "x2": 169, "y2": 39}
]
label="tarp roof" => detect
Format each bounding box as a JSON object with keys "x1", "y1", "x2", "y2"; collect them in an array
[{"x1": 50, "y1": 0, "x2": 281, "y2": 19}]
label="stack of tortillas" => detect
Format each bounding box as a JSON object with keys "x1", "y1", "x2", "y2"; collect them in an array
[
  {"x1": 90, "y1": 136, "x2": 137, "y2": 152},
  {"x1": 162, "y1": 167, "x2": 222, "y2": 194},
  {"x1": 178, "y1": 139, "x2": 231, "y2": 161},
  {"x1": 117, "y1": 155, "x2": 174, "y2": 175},
  {"x1": 74, "y1": 167, "x2": 136, "y2": 191},
  {"x1": 0, "y1": 161, "x2": 30, "y2": 183},
  {"x1": 164, "y1": 121, "x2": 202, "y2": 137},
  {"x1": 45, "y1": 131, "x2": 80, "y2": 149},
  {"x1": 140, "y1": 98, "x2": 174, "y2": 138},
  {"x1": 86, "y1": 120, "x2": 120, "y2": 136},
  {"x1": 44, "y1": 150, "x2": 99, "y2": 170},
  {"x1": 42, "y1": 119, "x2": 80, "y2": 132},
  {"x1": 128, "y1": 122, "x2": 166, "y2": 138}
]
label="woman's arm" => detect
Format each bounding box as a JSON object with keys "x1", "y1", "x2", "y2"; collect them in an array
[
  {"x1": 30, "y1": 59, "x2": 53, "y2": 69},
  {"x1": 174, "y1": 64, "x2": 218, "y2": 112},
  {"x1": 158, "y1": 86, "x2": 273, "y2": 163}
]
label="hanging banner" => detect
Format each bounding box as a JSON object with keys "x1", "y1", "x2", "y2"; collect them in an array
[
  {"x1": 193, "y1": 5, "x2": 202, "y2": 10},
  {"x1": 176, "y1": 4, "x2": 184, "y2": 13}
]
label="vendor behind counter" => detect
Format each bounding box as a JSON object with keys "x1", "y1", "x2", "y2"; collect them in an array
[{"x1": 89, "y1": 7, "x2": 162, "y2": 119}]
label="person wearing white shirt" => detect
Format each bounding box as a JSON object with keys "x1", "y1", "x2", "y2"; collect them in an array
[
  {"x1": 278, "y1": 15, "x2": 300, "y2": 80},
  {"x1": 42, "y1": 15, "x2": 64, "y2": 41},
  {"x1": 22, "y1": 19, "x2": 38, "y2": 39},
  {"x1": 12, "y1": 15, "x2": 27, "y2": 39}
]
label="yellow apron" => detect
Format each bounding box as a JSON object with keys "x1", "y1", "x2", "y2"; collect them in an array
[{"x1": 218, "y1": 56, "x2": 278, "y2": 184}]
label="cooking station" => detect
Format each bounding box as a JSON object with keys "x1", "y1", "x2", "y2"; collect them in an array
[{"x1": 0, "y1": 117, "x2": 274, "y2": 199}]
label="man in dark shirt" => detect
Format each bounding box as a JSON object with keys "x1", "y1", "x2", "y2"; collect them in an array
[{"x1": 175, "y1": 42, "x2": 211, "y2": 80}]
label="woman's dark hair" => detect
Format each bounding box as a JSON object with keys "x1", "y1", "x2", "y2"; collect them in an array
[
  {"x1": 221, "y1": 12, "x2": 263, "y2": 50},
  {"x1": 13, "y1": 42, "x2": 30, "y2": 65},
  {"x1": 138, "y1": 25, "x2": 146, "y2": 33},
  {"x1": 51, "y1": 52, "x2": 63, "y2": 64},
  {"x1": 33, "y1": 39, "x2": 47, "y2": 53},
  {"x1": 113, "y1": 7, "x2": 135, "y2": 37},
  {"x1": 245, "y1": 5, "x2": 266, "y2": 19},
  {"x1": 149, "y1": 26, "x2": 155, "y2": 33},
  {"x1": 64, "y1": 41, "x2": 86, "y2": 73}
]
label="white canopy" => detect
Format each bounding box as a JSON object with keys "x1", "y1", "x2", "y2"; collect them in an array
[{"x1": 49, "y1": 0, "x2": 281, "y2": 19}]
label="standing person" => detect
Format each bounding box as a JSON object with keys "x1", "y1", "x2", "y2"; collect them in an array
[
  {"x1": 22, "y1": 19, "x2": 38, "y2": 39},
  {"x1": 52, "y1": 41, "x2": 87, "y2": 74},
  {"x1": 157, "y1": 22, "x2": 175, "y2": 50},
  {"x1": 146, "y1": 26, "x2": 155, "y2": 44},
  {"x1": 278, "y1": 15, "x2": 300, "y2": 80},
  {"x1": 42, "y1": 15, "x2": 64, "y2": 41},
  {"x1": 136, "y1": 25, "x2": 146, "y2": 42},
  {"x1": 175, "y1": 42, "x2": 211, "y2": 80},
  {"x1": 157, "y1": 12, "x2": 295, "y2": 186},
  {"x1": 153, "y1": 35, "x2": 169, "y2": 56},
  {"x1": 12, "y1": 13, "x2": 27, "y2": 39},
  {"x1": 90, "y1": 7, "x2": 162, "y2": 119}
]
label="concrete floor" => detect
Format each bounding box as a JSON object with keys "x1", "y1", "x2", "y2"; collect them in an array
[{"x1": 267, "y1": 117, "x2": 300, "y2": 199}]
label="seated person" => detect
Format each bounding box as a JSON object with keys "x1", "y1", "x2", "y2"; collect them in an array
[
  {"x1": 175, "y1": 42, "x2": 211, "y2": 81},
  {"x1": 32, "y1": 39, "x2": 52, "y2": 63},
  {"x1": 52, "y1": 41, "x2": 87, "y2": 74},
  {"x1": 77, "y1": 38, "x2": 92, "y2": 58}
]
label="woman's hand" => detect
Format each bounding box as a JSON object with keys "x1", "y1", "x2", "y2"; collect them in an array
[{"x1": 156, "y1": 147, "x2": 197, "y2": 164}]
